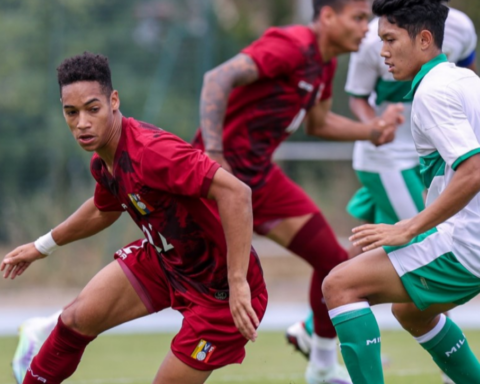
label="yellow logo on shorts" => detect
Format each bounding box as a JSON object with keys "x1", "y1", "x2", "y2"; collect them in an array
[{"x1": 191, "y1": 339, "x2": 216, "y2": 362}]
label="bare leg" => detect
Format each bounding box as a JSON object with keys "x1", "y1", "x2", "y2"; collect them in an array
[
  {"x1": 152, "y1": 351, "x2": 212, "y2": 384},
  {"x1": 392, "y1": 302, "x2": 456, "y2": 337},
  {"x1": 61, "y1": 260, "x2": 149, "y2": 335},
  {"x1": 25, "y1": 261, "x2": 150, "y2": 384}
]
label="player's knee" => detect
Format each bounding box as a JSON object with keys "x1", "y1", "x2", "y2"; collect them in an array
[
  {"x1": 322, "y1": 268, "x2": 347, "y2": 306},
  {"x1": 60, "y1": 299, "x2": 99, "y2": 337}
]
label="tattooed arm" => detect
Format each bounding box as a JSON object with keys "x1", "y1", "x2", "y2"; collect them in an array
[{"x1": 200, "y1": 54, "x2": 259, "y2": 171}]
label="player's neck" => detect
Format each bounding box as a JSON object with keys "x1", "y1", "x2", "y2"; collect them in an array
[
  {"x1": 96, "y1": 111, "x2": 123, "y2": 172},
  {"x1": 309, "y1": 23, "x2": 336, "y2": 63}
]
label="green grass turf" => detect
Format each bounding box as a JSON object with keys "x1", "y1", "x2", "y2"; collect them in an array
[{"x1": 1, "y1": 330, "x2": 480, "y2": 383}]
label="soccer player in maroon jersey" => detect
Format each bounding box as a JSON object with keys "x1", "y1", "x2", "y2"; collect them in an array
[
  {"x1": 191, "y1": 0, "x2": 403, "y2": 383},
  {"x1": 1, "y1": 52, "x2": 267, "y2": 384}
]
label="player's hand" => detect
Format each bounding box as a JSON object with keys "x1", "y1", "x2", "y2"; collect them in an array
[
  {"x1": 228, "y1": 278, "x2": 259, "y2": 342},
  {"x1": 370, "y1": 103, "x2": 405, "y2": 146},
  {"x1": 1, "y1": 243, "x2": 47, "y2": 279},
  {"x1": 349, "y1": 221, "x2": 414, "y2": 252},
  {"x1": 205, "y1": 151, "x2": 233, "y2": 173}
]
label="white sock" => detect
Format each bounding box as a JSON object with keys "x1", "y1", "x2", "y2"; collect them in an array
[
  {"x1": 40, "y1": 310, "x2": 62, "y2": 334},
  {"x1": 310, "y1": 334, "x2": 338, "y2": 370}
]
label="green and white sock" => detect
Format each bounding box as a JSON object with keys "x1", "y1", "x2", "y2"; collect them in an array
[
  {"x1": 416, "y1": 314, "x2": 480, "y2": 384},
  {"x1": 329, "y1": 302, "x2": 384, "y2": 384}
]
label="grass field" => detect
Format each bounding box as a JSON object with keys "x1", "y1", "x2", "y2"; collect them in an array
[{"x1": 1, "y1": 330, "x2": 480, "y2": 384}]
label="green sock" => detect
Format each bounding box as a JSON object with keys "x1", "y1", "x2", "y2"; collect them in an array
[
  {"x1": 331, "y1": 306, "x2": 384, "y2": 384},
  {"x1": 419, "y1": 317, "x2": 480, "y2": 384},
  {"x1": 304, "y1": 311, "x2": 314, "y2": 336}
]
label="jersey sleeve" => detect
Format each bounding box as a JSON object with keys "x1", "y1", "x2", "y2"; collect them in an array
[
  {"x1": 141, "y1": 135, "x2": 221, "y2": 198},
  {"x1": 414, "y1": 88, "x2": 480, "y2": 170},
  {"x1": 345, "y1": 40, "x2": 381, "y2": 98},
  {"x1": 242, "y1": 28, "x2": 305, "y2": 79}
]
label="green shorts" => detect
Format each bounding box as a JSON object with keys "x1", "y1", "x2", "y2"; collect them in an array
[
  {"x1": 347, "y1": 167, "x2": 425, "y2": 224},
  {"x1": 385, "y1": 229, "x2": 480, "y2": 310}
]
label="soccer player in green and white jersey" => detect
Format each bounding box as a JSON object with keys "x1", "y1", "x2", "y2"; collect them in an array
[
  {"x1": 286, "y1": 8, "x2": 477, "y2": 379},
  {"x1": 323, "y1": 0, "x2": 480, "y2": 382},
  {"x1": 345, "y1": 7, "x2": 477, "y2": 254}
]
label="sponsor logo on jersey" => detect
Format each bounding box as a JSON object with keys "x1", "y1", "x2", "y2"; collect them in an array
[
  {"x1": 191, "y1": 339, "x2": 216, "y2": 363},
  {"x1": 128, "y1": 193, "x2": 154, "y2": 215}
]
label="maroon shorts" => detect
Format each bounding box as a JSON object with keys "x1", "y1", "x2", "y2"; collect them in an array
[
  {"x1": 252, "y1": 165, "x2": 319, "y2": 235},
  {"x1": 114, "y1": 240, "x2": 268, "y2": 371}
]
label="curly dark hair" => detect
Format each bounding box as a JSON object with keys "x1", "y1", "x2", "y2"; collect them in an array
[
  {"x1": 372, "y1": 0, "x2": 449, "y2": 49},
  {"x1": 57, "y1": 52, "x2": 113, "y2": 96},
  {"x1": 312, "y1": 0, "x2": 366, "y2": 19}
]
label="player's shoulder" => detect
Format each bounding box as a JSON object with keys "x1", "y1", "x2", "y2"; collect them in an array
[
  {"x1": 124, "y1": 117, "x2": 187, "y2": 156},
  {"x1": 417, "y1": 63, "x2": 476, "y2": 102},
  {"x1": 446, "y1": 7, "x2": 475, "y2": 33}
]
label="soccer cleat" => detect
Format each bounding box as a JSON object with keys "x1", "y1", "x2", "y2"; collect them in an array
[
  {"x1": 305, "y1": 362, "x2": 352, "y2": 384},
  {"x1": 285, "y1": 321, "x2": 312, "y2": 359},
  {"x1": 12, "y1": 315, "x2": 58, "y2": 384},
  {"x1": 441, "y1": 371, "x2": 455, "y2": 384}
]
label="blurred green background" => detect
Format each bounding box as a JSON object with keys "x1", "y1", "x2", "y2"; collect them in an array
[{"x1": 0, "y1": 0, "x2": 478, "y2": 289}]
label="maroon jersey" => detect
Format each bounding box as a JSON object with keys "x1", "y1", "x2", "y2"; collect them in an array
[
  {"x1": 192, "y1": 25, "x2": 337, "y2": 190},
  {"x1": 91, "y1": 117, "x2": 265, "y2": 303}
]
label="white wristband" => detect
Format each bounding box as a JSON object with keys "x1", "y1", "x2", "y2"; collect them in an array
[{"x1": 34, "y1": 231, "x2": 59, "y2": 256}]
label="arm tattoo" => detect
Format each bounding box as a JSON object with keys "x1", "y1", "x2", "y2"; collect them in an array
[{"x1": 200, "y1": 54, "x2": 259, "y2": 152}]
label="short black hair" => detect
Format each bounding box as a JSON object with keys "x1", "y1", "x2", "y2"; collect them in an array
[
  {"x1": 313, "y1": 0, "x2": 366, "y2": 19},
  {"x1": 57, "y1": 52, "x2": 113, "y2": 97},
  {"x1": 372, "y1": 0, "x2": 449, "y2": 49}
]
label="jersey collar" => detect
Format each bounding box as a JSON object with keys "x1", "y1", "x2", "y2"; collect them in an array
[{"x1": 404, "y1": 53, "x2": 448, "y2": 101}]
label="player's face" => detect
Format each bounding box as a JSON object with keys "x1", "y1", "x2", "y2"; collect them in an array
[
  {"x1": 61, "y1": 81, "x2": 119, "y2": 152},
  {"x1": 328, "y1": 1, "x2": 370, "y2": 53},
  {"x1": 378, "y1": 16, "x2": 422, "y2": 81}
]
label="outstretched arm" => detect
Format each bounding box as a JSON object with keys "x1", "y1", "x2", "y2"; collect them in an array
[
  {"x1": 207, "y1": 167, "x2": 258, "y2": 341},
  {"x1": 200, "y1": 53, "x2": 259, "y2": 170},
  {"x1": 1, "y1": 198, "x2": 121, "y2": 279},
  {"x1": 305, "y1": 98, "x2": 403, "y2": 145}
]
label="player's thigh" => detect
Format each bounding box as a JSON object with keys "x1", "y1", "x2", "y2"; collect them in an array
[
  {"x1": 323, "y1": 247, "x2": 411, "y2": 308},
  {"x1": 61, "y1": 260, "x2": 149, "y2": 336},
  {"x1": 153, "y1": 351, "x2": 212, "y2": 384}
]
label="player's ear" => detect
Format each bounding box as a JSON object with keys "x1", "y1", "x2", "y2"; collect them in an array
[
  {"x1": 110, "y1": 90, "x2": 120, "y2": 111},
  {"x1": 419, "y1": 29, "x2": 434, "y2": 51},
  {"x1": 319, "y1": 5, "x2": 336, "y2": 26}
]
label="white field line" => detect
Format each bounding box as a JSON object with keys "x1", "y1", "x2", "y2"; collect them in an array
[{"x1": 0, "y1": 368, "x2": 440, "y2": 384}]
